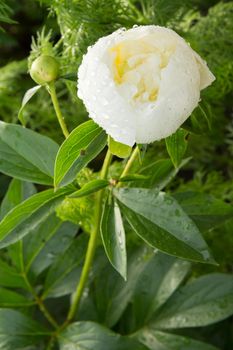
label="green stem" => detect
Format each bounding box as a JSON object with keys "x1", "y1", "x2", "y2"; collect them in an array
[
  {"x1": 49, "y1": 81, "x2": 69, "y2": 139},
  {"x1": 46, "y1": 334, "x2": 56, "y2": 350},
  {"x1": 22, "y1": 271, "x2": 59, "y2": 329},
  {"x1": 64, "y1": 149, "x2": 113, "y2": 325},
  {"x1": 19, "y1": 240, "x2": 58, "y2": 329},
  {"x1": 119, "y1": 146, "x2": 139, "y2": 180}
]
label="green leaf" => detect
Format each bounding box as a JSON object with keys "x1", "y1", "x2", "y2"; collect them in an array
[
  {"x1": 0, "y1": 179, "x2": 36, "y2": 219},
  {"x1": 152, "y1": 273, "x2": 233, "y2": 328},
  {"x1": 59, "y1": 321, "x2": 148, "y2": 350},
  {"x1": 18, "y1": 85, "x2": 41, "y2": 126},
  {"x1": 80, "y1": 246, "x2": 154, "y2": 327},
  {"x1": 119, "y1": 174, "x2": 149, "y2": 183},
  {"x1": 139, "y1": 158, "x2": 191, "y2": 190},
  {"x1": 0, "y1": 259, "x2": 27, "y2": 289},
  {"x1": 108, "y1": 136, "x2": 132, "y2": 158},
  {"x1": 125, "y1": 252, "x2": 191, "y2": 331},
  {"x1": 101, "y1": 199, "x2": 127, "y2": 279},
  {"x1": 114, "y1": 188, "x2": 215, "y2": 264},
  {"x1": 0, "y1": 121, "x2": 59, "y2": 185},
  {"x1": 0, "y1": 287, "x2": 34, "y2": 307},
  {"x1": 54, "y1": 120, "x2": 107, "y2": 188},
  {"x1": 69, "y1": 179, "x2": 109, "y2": 198},
  {"x1": 0, "y1": 308, "x2": 48, "y2": 349},
  {"x1": 23, "y1": 215, "x2": 78, "y2": 276},
  {"x1": 0, "y1": 187, "x2": 73, "y2": 248},
  {"x1": 42, "y1": 234, "x2": 88, "y2": 298},
  {"x1": 174, "y1": 191, "x2": 233, "y2": 230},
  {"x1": 165, "y1": 129, "x2": 188, "y2": 167},
  {"x1": 0, "y1": 179, "x2": 77, "y2": 276},
  {"x1": 136, "y1": 329, "x2": 219, "y2": 350}
]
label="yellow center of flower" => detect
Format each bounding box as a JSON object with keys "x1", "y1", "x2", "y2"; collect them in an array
[{"x1": 110, "y1": 38, "x2": 174, "y2": 103}]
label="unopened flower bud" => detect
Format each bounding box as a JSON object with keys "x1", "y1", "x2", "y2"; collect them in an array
[{"x1": 30, "y1": 55, "x2": 60, "y2": 85}]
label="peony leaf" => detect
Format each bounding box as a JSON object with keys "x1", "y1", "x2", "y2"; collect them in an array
[
  {"x1": 165, "y1": 128, "x2": 188, "y2": 168},
  {"x1": 18, "y1": 85, "x2": 41, "y2": 126},
  {"x1": 54, "y1": 120, "x2": 107, "y2": 188},
  {"x1": 174, "y1": 191, "x2": 233, "y2": 230},
  {"x1": 0, "y1": 260, "x2": 27, "y2": 289},
  {"x1": 0, "y1": 187, "x2": 73, "y2": 248},
  {"x1": 114, "y1": 188, "x2": 216, "y2": 264},
  {"x1": 42, "y1": 235, "x2": 88, "y2": 299},
  {"x1": 0, "y1": 287, "x2": 34, "y2": 307},
  {"x1": 119, "y1": 174, "x2": 149, "y2": 183},
  {"x1": 126, "y1": 252, "x2": 191, "y2": 331},
  {"x1": 139, "y1": 158, "x2": 191, "y2": 189},
  {"x1": 101, "y1": 199, "x2": 127, "y2": 280},
  {"x1": 135, "y1": 329, "x2": 219, "y2": 350},
  {"x1": 0, "y1": 121, "x2": 59, "y2": 185},
  {"x1": 108, "y1": 136, "x2": 132, "y2": 158},
  {"x1": 0, "y1": 179, "x2": 36, "y2": 220},
  {"x1": 152, "y1": 273, "x2": 233, "y2": 328},
  {"x1": 0, "y1": 309, "x2": 48, "y2": 348},
  {"x1": 59, "y1": 321, "x2": 148, "y2": 350},
  {"x1": 69, "y1": 179, "x2": 109, "y2": 198}
]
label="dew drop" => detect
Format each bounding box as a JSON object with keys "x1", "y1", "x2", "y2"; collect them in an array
[{"x1": 202, "y1": 249, "x2": 210, "y2": 260}]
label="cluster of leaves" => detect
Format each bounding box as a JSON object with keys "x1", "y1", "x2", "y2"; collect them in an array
[{"x1": 0, "y1": 119, "x2": 232, "y2": 349}]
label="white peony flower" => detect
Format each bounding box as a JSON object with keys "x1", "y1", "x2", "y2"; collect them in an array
[{"x1": 77, "y1": 25, "x2": 215, "y2": 146}]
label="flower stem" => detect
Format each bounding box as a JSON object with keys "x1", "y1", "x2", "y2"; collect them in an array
[
  {"x1": 22, "y1": 271, "x2": 59, "y2": 329},
  {"x1": 119, "y1": 146, "x2": 139, "y2": 179},
  {"x1": 49, "y1": 81, "x2": 69, "y2": 139},
  {"x1": 64, "y1": 149, "x2": 113, "y2": 325},
  {"x1": 18, "y1": 240, "x2": 58, "y2": 330}
]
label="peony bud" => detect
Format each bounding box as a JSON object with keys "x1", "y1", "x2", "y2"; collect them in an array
[
  {"x1": 77, "y1": 25, "x2": 215, "y2": 146},
  {"x1": 30, "y1": 55, "x2": 60, "y2": 85}
]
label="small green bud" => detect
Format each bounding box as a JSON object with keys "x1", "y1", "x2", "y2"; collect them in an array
[{"x1": 30, "y1": 55, "x2": 60, "y2": 85}]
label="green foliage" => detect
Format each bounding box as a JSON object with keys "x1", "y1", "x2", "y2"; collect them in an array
[
  {"x1": 44, "y1": 0, "x2": 138, "y2": 68},
  {"x1": 69, "y1": 179, "x2": 109, "y2": 198},
  {"x1": 182, "y1": 2, "x2": 233, "y2": 176},
  {"x1": 54, "y1": 120, "x2": 107, "y2": 188},
  {"x1": 165, "y1": 129, "x2": 188, "y2": 168},
  {"x1": 0, "y1": 186, "x2": 74, "y2": 248},
  {"x1": 0, "y1": 309, "x2": 48, "y2": 349},
  {"x1": 0, "y1": 0, "x2": 16, "y2": 27},
  {"x1": 0, "y1": 60, "x2": 27, "y2": 123},
  {"x1": 151, "y1": 273, "x2": 233, "y2": 329},
  {"x1": 101, "y1": 198, "x2": 127, "y2": 279},
  {"x1": 42, "y1": 235, "x2": 88, "y2": 298},
  {"x1": 188, "y1": 2, "x2": 233, "y2": 101},
  {"x1": 114, "y1": 187, "x2": 215, "y2": 263},
  {"x1": 59, "y1": 321, "x2": 147, "y2": 350},
  {"x1": 136, "y1": 329, "x2": 219, "y2": 350},
  {"x1": 138, "y1": 0, "x2": 198, "y2": 26},
  {"x1": 18, "y1": 85, "x2": 41, "y2": 125},
  {"x1": 77, "y1": 247, "x2": 233, "y2": 348},
  {"x1": 108, "y1": 136, "x2": 132, "y2": 158},
  {"x1": 0, "y1": 121, "x2": 59, "y2": 184}
]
